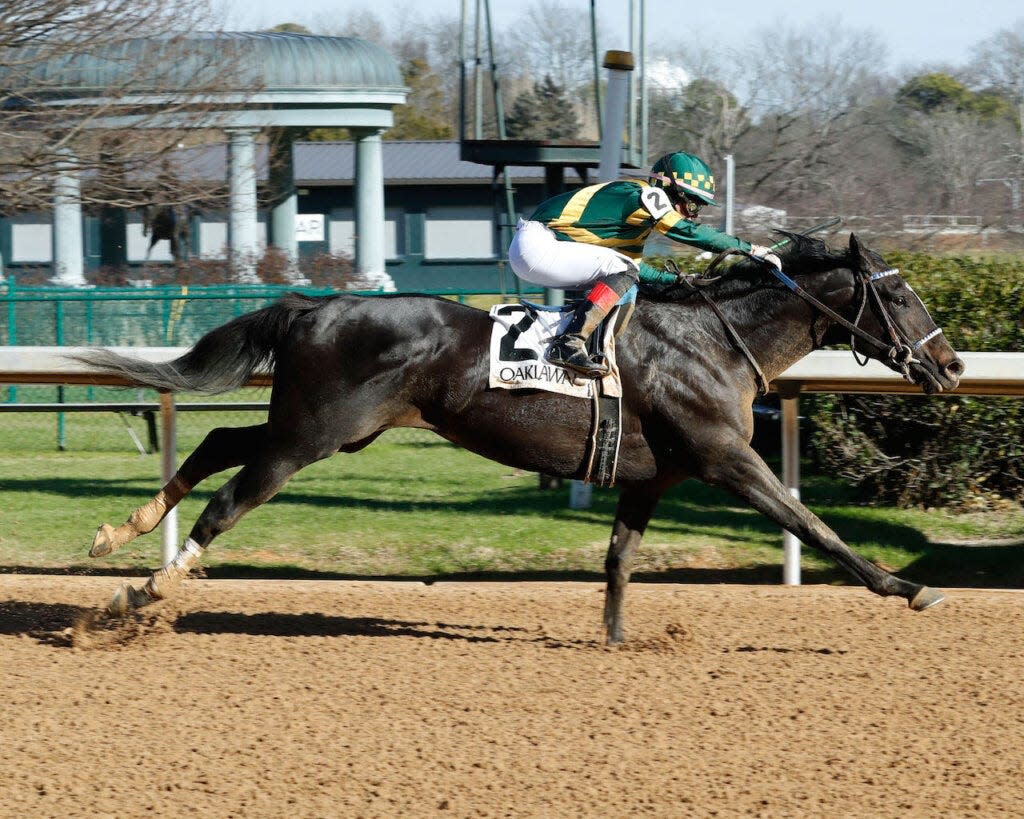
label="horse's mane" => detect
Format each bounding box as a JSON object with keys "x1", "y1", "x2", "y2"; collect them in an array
[{"x1": 638, "y1": 230, "x2": 850, "y2": 303}]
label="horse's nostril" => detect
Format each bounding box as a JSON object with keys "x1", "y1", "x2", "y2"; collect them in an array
[{"x1": 945, "y1": 358, "x2": 965, "y2": 378}]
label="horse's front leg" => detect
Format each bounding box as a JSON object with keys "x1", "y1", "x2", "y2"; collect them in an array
[
  {"x1": 604, "y1": 485, "x2": 663, "y2": 645},
  {"x1": 91, "y1": 423, "x2": 268, "y2": 558},
  {"x1": 703, "y1": 440, "x2": 943, "y2": 610}
]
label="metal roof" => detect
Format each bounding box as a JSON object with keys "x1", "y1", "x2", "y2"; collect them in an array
[
  {"x1": 6, "y1": 32, "x2": 404, "y2": 97},
  {"x1": 294, "y1": 141, "x2": 582, "y2": 185},
  {"x1": 120, "y1": 140, "x2": 585, "y2": 185}
]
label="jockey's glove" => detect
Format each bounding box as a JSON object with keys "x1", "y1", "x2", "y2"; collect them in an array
[{"x1": 749, "y1": 244, "x2": 783, "y2": 271}]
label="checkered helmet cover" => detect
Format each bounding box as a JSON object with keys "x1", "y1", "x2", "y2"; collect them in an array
[{"x1": 649, "y1": 152, "x2": 718, "y2": 206}]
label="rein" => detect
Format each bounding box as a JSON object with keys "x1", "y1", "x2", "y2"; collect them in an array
[
  {"x1": 666, "y1": 246, "x2": 944, "y2": 391},
  {"x1": 665, "y1": 256, "x2": 770, "y2": 394},
  {"x1": 763, "y1": 263, "x2": 942, "y2": 381}
]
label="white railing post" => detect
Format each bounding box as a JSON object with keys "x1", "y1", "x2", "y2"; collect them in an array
[
  {"x1": 780, "y1": 389, "x2": 801, "y2": 585},
  {"x1": 159, "y1": 392, "x2": 178, "y2": 565}
]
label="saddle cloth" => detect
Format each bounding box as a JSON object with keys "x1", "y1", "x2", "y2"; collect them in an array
[{"x1": 488, "y1": 302, "x2": 623, "y2": 399}]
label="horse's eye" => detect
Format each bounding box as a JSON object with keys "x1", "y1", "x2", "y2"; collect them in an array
[{"x1": 892, "y1": 295, "x2": 908, "y2": 307}]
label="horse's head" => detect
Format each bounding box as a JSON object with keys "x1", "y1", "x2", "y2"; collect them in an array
[{"x1": 829, "y1": 233, "x2": 964, "y2": 394}]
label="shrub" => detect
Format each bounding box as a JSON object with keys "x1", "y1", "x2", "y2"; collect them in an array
[
  {"x1": 649, "y1": 249, "x2": 1024, "y2": 508},
  {"x1": 809, "y1": 253, "x2": 1024, "y2": 508}
]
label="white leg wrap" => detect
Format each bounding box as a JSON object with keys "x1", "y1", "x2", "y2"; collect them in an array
[
  {"x1": 144, "y1": 538, "x2": 204, "y2": 600},
  {"x1": 130, "y1": 476, "x2": 190, "y2": 534}
]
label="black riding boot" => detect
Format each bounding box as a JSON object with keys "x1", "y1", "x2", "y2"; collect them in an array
[
  {"x1": 545, "y1": 300, "x2": 610, "y2": 377},
  {"x1": 546, "y1": 271, "x2": 636, "y2": 378}
]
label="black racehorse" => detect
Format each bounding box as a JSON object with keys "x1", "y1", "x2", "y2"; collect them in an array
[{"x1": 82, "y1": 232, "x2": 964, "y2": 643}]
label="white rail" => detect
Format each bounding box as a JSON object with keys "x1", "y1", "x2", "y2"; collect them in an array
[{"x1": 3, "y1": 346, "x2": 1023, "y2": 577}]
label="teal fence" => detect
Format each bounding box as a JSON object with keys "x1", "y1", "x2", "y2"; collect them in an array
[
  {"x1": 0, "y1": 278, "x2": 541, "y2": 348},
  {"x1": 0, "y1": 279, "x2": 541, "y2": 423}
]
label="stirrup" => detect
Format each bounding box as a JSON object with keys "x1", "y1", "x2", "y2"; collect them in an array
[{"x1": 546, "y1": 339, "x2": 610, "y2": 378}]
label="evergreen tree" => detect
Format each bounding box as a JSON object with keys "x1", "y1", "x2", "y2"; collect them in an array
[{"x1": 505, "y1": 75, "x2": 580, "y2": 140}]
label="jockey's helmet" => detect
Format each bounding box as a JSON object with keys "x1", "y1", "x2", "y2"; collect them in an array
[{"x1": 649, "y1": 152, "x2": 720, "y2": 207}]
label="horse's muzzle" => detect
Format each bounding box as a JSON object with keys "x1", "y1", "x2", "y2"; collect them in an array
[{"x1": 912, "y1": 354, "x2": 964, "y2": 395}]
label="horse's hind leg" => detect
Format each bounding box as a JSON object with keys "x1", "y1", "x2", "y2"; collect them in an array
[
  {"x1": 91, "y1": 423, "x2": 268, "y2": 558},
  {"x1": 603, "y1": 486, "x2": 662, "y2": 645},
  {"x1": 108, "y1": 443, "x2": 318, "y2": 615}
]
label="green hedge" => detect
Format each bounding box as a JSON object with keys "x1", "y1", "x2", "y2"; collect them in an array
[
  {"x1": 809, "y1": 253, "x2": 1024, "y2": 508},
  {"x1": 650, "y1": 250, "x2": 1024, "y2": 508}
]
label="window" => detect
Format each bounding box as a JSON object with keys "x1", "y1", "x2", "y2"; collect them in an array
[
  {"x1": 10, "y1": 218, "x2": 52, "y2": 262},
  {"x1": 196, "y1": 219, "x2": 267, "y2": 259},
  {"x1": 328, "y1": 209, "x2": 402, "y2": 259},
  {"x1": 424, "y1": 207, "x2": 494, "y2": 259}
]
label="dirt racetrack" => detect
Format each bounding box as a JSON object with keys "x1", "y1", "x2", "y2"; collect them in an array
[{"x1": 1, "y1": 575, "x2": 1022, "y2": 818}]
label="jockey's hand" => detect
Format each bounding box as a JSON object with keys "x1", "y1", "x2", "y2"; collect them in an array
[{"x1": 749, "y1": 244, "x2": 783, "y2": 271}]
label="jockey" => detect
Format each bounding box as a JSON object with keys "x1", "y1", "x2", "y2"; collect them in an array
[{"x1": 508, "y1": 151, "x2": 783, "y2": 377}]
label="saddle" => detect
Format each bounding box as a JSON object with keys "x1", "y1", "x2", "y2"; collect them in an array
[{"x1": 487, "y1": 288, "x2": 637, "y2": 486}]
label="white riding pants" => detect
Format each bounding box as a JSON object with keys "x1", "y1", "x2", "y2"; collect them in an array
[{"x1": 508, "y1": 219, "x2": 636, "y2": 288}]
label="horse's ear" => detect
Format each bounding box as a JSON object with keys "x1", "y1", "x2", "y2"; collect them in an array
[{"x1": 847, "y1": 233, "x2": 869, "y2": 268}]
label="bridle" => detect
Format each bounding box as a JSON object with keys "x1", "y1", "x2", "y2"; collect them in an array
[
  {"x1": 667, "y1": 248, "x2": 946, "y2": 392},
  {"x1": 845, "y1": 267, "x2": 945, "y2": 380},
  {"x1": 771, "y1": 263, "x2": 946, "y2": 383}
]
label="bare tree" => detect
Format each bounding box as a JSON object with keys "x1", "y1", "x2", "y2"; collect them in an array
[
  {"x1": 969, "y1": 20, "x2": 1024, "y2": 221},
  {"x1": 736, "y1": 19, "x2": 891, "y2": 201},
  {"x1": 500, "y1": 1, "x2": 594, "y2": 95},
  {"x1": 647, "y1": 72, "x2": 751, "y2": 162},
  {"x1": 895, "y1": 109, "x2": 1014, "y2": 212},
  {"x1": 0, "y1": 0, "x2": 245, "y2": 214},
  {"x1": 318, "y1": 6, "x2": 461, "y2": 140},
  {"x1": 970, "y1": 21, "x2": 1024, "y2": 158}
]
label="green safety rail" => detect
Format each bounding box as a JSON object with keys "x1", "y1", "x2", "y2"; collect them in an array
[
  {"x1": 0, "y1": 279, "x2": 540, "y2": 348},
  {"x1": 0, "y1": 278, "x2": 542, "y2": 409}
]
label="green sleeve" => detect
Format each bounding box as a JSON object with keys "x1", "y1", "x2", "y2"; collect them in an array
[
  {"x1": 659, "y1": 215, "x2": 752, "y2": 254},
  {"x1": 637, "y1": 261, "x2": 678, "y2": 285}
]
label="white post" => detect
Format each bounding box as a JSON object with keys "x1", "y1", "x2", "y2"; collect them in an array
[
  {"x1": 227, "y1": 128, "x2": 260, "y2": 282},
  {"x1": 598, "y1": 51, "x2": 635, "y2": 182},
  {"x1": 51, "y1": 148, "x2": 86, "y2": 287},
  {"x1": 160, "y1": 392, "x2": 178, "y2": 566},
  {"x1": 724, "y1": 154, "x2": 735, "y2": 235},
  {"x1": 781, "y1": 392, "x2": 801, "y2": 585}
]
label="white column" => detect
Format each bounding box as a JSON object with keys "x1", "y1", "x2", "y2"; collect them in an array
[
  {"x1": 269, "y1": 132, "x2": 298, "y2": 272},
  {"x1": 227, "y1": 128, "x2": 260, "y2": 282},
  {"x1": 352, "y1": 128, "x2": 394, "y2": 290},
  {"x1": 52, "y1": 148, "x2": 86, "y2": 287}
]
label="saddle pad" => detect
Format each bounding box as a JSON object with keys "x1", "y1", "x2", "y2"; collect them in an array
[{"x1": 488, "y1": 303, "x2": 622, "y2": 398}]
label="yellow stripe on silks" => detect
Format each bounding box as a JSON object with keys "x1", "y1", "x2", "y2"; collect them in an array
[
  {"x1": 655, "y1": 210, "x2": 684, "y2": 233},
  {"x1": 556, "y1": 183, "x2": 606, "y2": 225},
  {"x1": 625, "y1": 207, "x2": 653, "y2": 227},
  {"x1": 555, "y1": 225, "x2": 644, "y2": 256}
]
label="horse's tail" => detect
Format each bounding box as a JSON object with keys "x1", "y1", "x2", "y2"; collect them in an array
[{"x1": 76, "y1": 292, "x2": 332, "y2": 394}]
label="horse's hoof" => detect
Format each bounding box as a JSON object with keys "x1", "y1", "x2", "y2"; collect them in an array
[
  {"x1": 909, "y1": 586, "x2": 946, "y2": 611},
  {"x1": 90, "y1": 524, "x2": 117, "y2": 558},
  {"x1": 106, "y1": 583, "x2": 151, "y2": 617}
]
